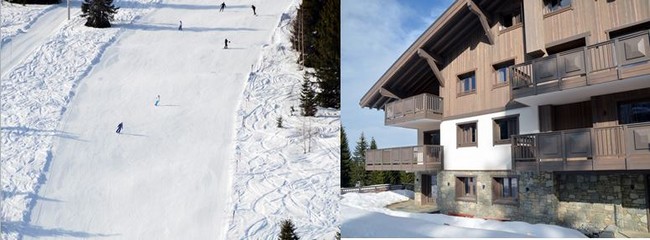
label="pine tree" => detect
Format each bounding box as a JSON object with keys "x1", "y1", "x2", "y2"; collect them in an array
[
  {"x1": 299, "y1": 75, "x2": 317, "y2": 117},
  {"x1": 400, "y1": 172, "x2": 415, "y2": 187},
  {"x1": 81, "y1": 0, "x2": 119, "y2": 28},
  {"x1": 368, "y1": 137, "x2": 386, "y2": 184},
  {"x1": 278, "y1": 219, "x2": 300, "y2": 240},
  {"x1": 350, "y1": 132, "x2": 368, "y2": 186},
  {"x1": 312, "y1": 0, "x2": 340, "y2": 109},
  {"x1": 340, "y1": 126, "x2": 352, "y2": 187},
  {"x1": 290, "y1": 0, "x2": 323, "y2": 67}
]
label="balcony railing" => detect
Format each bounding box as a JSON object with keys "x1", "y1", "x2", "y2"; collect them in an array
[
  {"x1": 384, "y1": 93, "x2": 443, "y2": 127},
  {"x1": 366, "y1": 145, "x2": 443, "y2": 172},
  {"x1": 510, "y1": 30, "x2": 650, "y2": 99},
  {"x1": 512, "y1": 122, "x2": 650, "y2": 171}
]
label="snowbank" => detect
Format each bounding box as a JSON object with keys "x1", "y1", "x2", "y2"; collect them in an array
[
  {"x1": 341, "y1": 190, "x2": 587, "y2": 238},
  {"x1": 225, "y1": 2, "x2": 340, "y2": 239}
]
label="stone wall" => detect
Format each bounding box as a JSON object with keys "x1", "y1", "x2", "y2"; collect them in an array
[{"x1": 435, "y1": 170, "x2": 649, "y2": 233}]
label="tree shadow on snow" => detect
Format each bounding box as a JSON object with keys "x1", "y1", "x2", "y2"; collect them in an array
[
  {"x1": 119, "y1": 1, "x2": 219, "y2": 10},
  {"x1": 1, "y1": 221, "x2": 119, "y2": 238},
  {"x1": 2, "y1": 191, "x2": 63, "y2": 203},
  {"x1": 1, "y1": 126, "x2": 86, "y2": 142},
  {"x1": 118, "y1": 23, "x2": 258, "y2": 32}
]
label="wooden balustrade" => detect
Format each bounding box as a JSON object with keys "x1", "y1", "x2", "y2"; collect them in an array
[
  {"x1": 384, "y1": 93, "x2": 443, "y2": 126},
  {"x1": 510, "y1": 30, "x2": 650, "y2": 99},
  {"x1": 366, "y1": 145, "x2": 443, "y2": 172},
  {"x1": 512, "y1": 123, "x2": 650, "y2": 171}
]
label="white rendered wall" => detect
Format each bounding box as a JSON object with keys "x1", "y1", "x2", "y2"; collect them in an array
[{"x1": 440, "y1": 107, "x2": 539, "y2": 171}]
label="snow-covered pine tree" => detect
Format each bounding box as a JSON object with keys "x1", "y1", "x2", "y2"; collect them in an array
[
  {"x1": 278, "y1": 219, "x2": 300, "y2": 240},
  {"x1": 299, "y1": 75, "x2": 317, "y2": 117},
  {"x1": 81, "y1": 0, "x2": 119, "y2": 28}
]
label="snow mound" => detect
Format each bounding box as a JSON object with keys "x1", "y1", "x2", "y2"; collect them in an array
[
  {"x1": 341, "y1": 190, "x2": 586, "y2": 238},
  {"x1": 226, "y1": 3, "x2": 340, "y2": 239}
]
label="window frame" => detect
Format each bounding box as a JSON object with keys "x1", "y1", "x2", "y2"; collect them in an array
[
  {"x1": 455, "y1": 176, "x2": 478, "y2": 202},
  {"x1": 492, "y1": 115, "x2": 520, "y2": 145},
  {"x1": 492, "y1": 59, "x2": 515, "y2": 88},
  {"x1": 492, "y1": 176, "x2": 519, "y2": 205},
  {"x1": 457, "y1": 71, "x2": 477, "y2": 97},
  {"x1": 543, "y1": 0, "x2": 572, "y2": 16},
  {"x1": 457, "y1": 121, "x2": 478, "y2": 148},
  {"x1": 498, "y1": 7, "x2": 523, "y2": 32}
]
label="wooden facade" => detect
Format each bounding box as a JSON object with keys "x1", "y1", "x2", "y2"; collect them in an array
[{"x1": 361, "y1": 0, "x2": 650, "y2": 172}]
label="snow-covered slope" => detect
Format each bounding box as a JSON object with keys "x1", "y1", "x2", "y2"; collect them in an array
[
  {"x1": 341, "y1": 191, "x2": 586, "y2": 238},
  {"x1": 2, "y1": 0, "x2": 304, "y2": 239},
  {"x1": 226, "y1": 6, "x2": 340, "y2": 239}
]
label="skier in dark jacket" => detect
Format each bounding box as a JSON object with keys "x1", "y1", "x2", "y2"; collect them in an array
[
  {"x1": 220, "y1": 2, "x2": 225, "y2": 12},
  {"x1": 178, "y1": 20, "x2": 183, "y2": 31},
  {"x1": 224, "y1": 38, "x2": 231, "y2": 49},
  {"x1": 251, "y1": 5, "x2": 256, "y2": 15},
  {"x1": 116, "y1": 122, "x2": 123, "y2": 134}
]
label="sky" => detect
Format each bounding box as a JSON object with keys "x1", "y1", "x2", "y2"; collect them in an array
[{"x1": 341, "y1": 0, "x2": 454, "y2": 149}]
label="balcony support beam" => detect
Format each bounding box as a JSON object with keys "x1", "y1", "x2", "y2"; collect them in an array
[
  {"x1": 379, "y1": 87, "x2": 401, "y2": 100},
  {"x1": 466, "y1": 0, "x2": 494, "y2": 45},
  {"x1": 417, "y1": 48, "x2": 446, "y2": 87}
]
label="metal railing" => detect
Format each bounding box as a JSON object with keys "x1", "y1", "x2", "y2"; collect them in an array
[
  {"x1": 385, "y1": 93, "x2": 443, "y2": 121},
  {"x1": 510, "y1": 30, "x2": 650, "y2": 96}
]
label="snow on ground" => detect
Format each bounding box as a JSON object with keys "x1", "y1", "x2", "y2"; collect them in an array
[
  {"x1": 2, "y1": 0, "x2": 161, "y2": 239},
  {"x1": 1, "y1": 1, "x2": 55, "y2": 44},
  {"x1": 341, "y1": 190, "x2": 587, "y2": 238},
  {"x1": 2, "y1": 0, "x2": 298, "y2": 239},
  {"x1": 226, "y1": 4, "x2": 340, "y2": 239}
]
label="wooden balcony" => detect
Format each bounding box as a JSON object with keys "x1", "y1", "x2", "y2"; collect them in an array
[
  {"x1": 512, "y1": 122, "x2": 650, "y2": 172},
  {"x1": 366, "y1": 145, "x2": 443, "y2": 172},
  {"x1": 384, "y1": 93, "x2": 443, "y2": 129},
  {"x1": 510, "y1": 30, "x2": 650, "y2": 105}
]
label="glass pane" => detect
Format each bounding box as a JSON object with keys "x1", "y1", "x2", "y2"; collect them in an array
[
  {"x1": 471, "y1": 126, "x2": 476, "y2": 142},
  {"x1": 463, "y1": 79, "x2": 470, "y2": 92},
  {"x1": 499, "y1": 120, "x2": 509, "y2": 140},
  {"x1": 619, "y1": 100, "x2": 650, "y2": 124},
  {"x1": 511, "y1": 178, "x2": 518, "y2": 198},
  {"x1": 464, "y1": 178, "x2": 470, "y2": 195},
  {"x1": 503, "y1": 178, "x2": 510, "y2": 197},
  {"x1": 497, "y1": 68, "x2": 507, "y2": 83},
  {"x1": 471, "y1": 76, "x2": 476, "y2": 90}
]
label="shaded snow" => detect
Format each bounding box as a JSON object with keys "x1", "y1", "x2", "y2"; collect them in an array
[{"x1": 341, "y1": 190, "x2": 587, "y2": 238}]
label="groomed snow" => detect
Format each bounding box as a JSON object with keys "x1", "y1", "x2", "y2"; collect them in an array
[
  {"x1": 341, "y1": 190, "x2": 587, "y2": 238},
  {"x1": 226, "y1": 5, "x2": 340, "y2": 239},
  {"x1": 2, "y1": 0, "x2": 329, "y2": 239}
]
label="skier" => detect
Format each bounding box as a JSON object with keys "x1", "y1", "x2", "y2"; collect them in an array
[
  {"x1": 116, "y1": 122, "x2": 123, "y2": 134},
  {"x1": 224, "y1": 38, "x2": 231, "y2": 49},
  {"x1": 154, "y1": 95, "x2": 160, "y2": 106},
  {"x1": 178, "y1": 20, "x2": 183, "y2": 31},
  {"x1": 220, "y1": 2, "x2": 225, "y2": 12},
  {"x1": 251, "y1": 5, "x2": 256, "y2": 15}
]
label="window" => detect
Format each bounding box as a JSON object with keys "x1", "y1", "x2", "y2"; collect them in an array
[
  {"x1": 456, "y1": 176, "x2": 477, "y2": 201},
  {"x1": 493, "y1": 60, "x2": 515, "y2": 86},
  {"x1": 493, "y1": 115, "x2": 519, "y2": 145},
  {"x1": 457, "y1": 122, "x2": 478, "y2": 147},
  {"x1": 544, "y1": 0, "x2": 571, "y2": 14},
  {"x1": 618, "y1": 99, "x2": 650, "y2": 124},
  {"x1": 492, "y1": 177, "x2": 519, "y2": 204},
  {"x1": 458, "y1": 72, "x2": 476, "y2": 95},
  {"x1": 499, "y1": 9, "x2": 522, "y2": 30},
  {"x1": 423, "y1": 130, "x2": 440, "y2": 145}
]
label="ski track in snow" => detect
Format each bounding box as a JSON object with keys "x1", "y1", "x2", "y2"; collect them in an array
[
  {"x1": 226, "y1": 5, "x2": 340, "y2": 239},
  {"x1": 1, "y1": 1, "x2": 161, "y2": 239}
]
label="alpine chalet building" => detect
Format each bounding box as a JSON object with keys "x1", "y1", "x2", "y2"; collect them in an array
[{"x1": 360, "y1": 0, "x2": 650, "y2": 233}]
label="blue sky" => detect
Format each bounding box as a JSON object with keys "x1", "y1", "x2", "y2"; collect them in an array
[{"x1": 341, "y1": 0, "x2": 454, "y2": 149}]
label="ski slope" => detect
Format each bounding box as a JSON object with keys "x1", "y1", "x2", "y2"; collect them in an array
[
  {"x1": 2, "y1": 0, "x2": 314, "y2": 239},
  {"x1": 226, "y1": 6, "x2": 340, "y2": 239}
]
